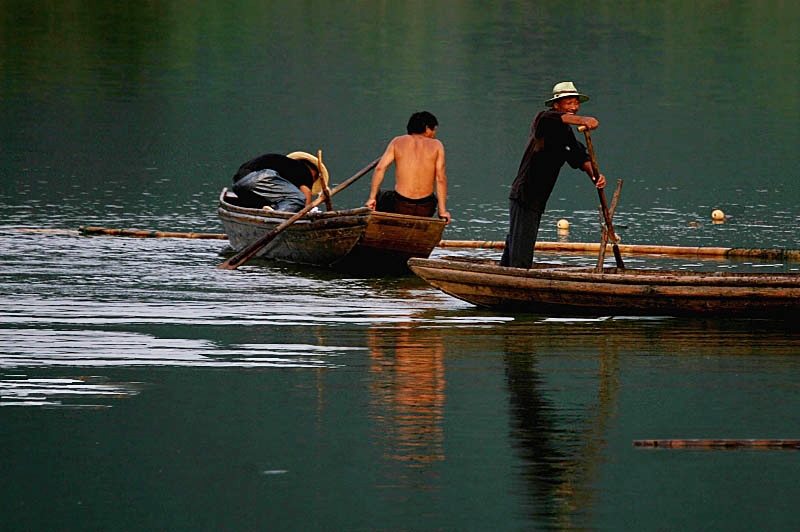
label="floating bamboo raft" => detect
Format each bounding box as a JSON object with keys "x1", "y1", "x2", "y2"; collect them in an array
[
  {"x1": 79, "y1": 226, "x2": 228, "y2": 239},
  {"x1": 634, "y1": 439, "x2": 800, "y2": 450}
]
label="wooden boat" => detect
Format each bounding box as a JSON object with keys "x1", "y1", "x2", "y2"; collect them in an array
[
  {"x1": 218, "y1": 188, "x2": 446, "y2": 273},
  {"x1": 407, "y1": 256, "x2": 800, "y2": 318}
]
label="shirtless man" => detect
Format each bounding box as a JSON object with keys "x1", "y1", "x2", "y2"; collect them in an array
[{"x1": 365, "y1": 111, "x2": 451, "y2": 224}]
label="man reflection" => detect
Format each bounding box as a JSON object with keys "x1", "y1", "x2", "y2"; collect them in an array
[
  {"x1": 503, "y1": 323, "x2": 619, "y2": 527},
  {"x1": 367, "y1": 323, "x2": 446, "y2": 481}
]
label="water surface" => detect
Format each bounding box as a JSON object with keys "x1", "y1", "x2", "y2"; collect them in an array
[{"x1": 2, "y1": 2, "x2": 800, "y2": 530}]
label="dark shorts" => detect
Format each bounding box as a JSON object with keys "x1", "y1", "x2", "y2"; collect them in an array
[{"x1": 375, "y1": 190, "x2": 437, "y2": 218}]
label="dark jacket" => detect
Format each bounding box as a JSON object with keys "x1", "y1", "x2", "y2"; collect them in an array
[
  {"x1": 509, "y1": 109, "x2": 590, "y2": 212},
  {"x1": 233, "y1": 153, "x2": 313, "y2": 191}
]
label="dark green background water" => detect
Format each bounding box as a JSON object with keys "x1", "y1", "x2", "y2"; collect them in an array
[{"x1": 2, "y1": 2, "x2": 799, "y2": 530}]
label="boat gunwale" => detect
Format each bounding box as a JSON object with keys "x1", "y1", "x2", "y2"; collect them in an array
[
  {"x1": 407, "y1": 257, "x2": 800, "y2": 288},
  {"x1": 219, "y1": 188, "x2": 448, "y2": 236},
  {"x1": 218, "y1": 187, "x2": 374, "y2": 223}
]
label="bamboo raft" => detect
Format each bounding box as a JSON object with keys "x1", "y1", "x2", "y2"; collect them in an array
[
  {"x1": 79, "y1": 226, "x2": 228, "y2": 239},
  {"x1": 634, "y1": 439, "x2": 800, "y2": 450}
]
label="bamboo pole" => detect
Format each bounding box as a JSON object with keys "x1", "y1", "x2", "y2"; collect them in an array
[
  {"x1": 437, "y1": 240, "x2": 800, "y2": 262},
  {"x1": 26, "y1": 227, "x2": 800, "y2": 263},
  {"x1": 79, "y1": 226, "x2": 228, "y2": 239},
  {"x1": 13, "y1": 228, "x2": 80, "y2": 235},
  {"x1": 634, "y1": 439, "x2": 800, "y2": 449}
]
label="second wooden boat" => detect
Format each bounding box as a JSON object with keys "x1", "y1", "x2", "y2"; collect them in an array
[{"x1": 408, "y1": 256, "x2": 800, "y2": 318}]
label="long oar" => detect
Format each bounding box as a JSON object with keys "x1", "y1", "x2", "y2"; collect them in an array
[
  {"x1": 218, "y1": 157, "x2": 380, "y2": 270},
  {"x1": 579, "y1": 127, "x2": 624, "y2": 269}
]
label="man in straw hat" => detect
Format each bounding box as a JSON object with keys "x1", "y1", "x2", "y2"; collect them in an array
[
  {"x1": 231, "y1": 152, "x2": 323, "y2": 212},
  {"x1": 500, "y1": 81, "x2": 606, "y2": 268},
  {"x1": 366, "y1": 111, "x2": 451, "y2": 224}
]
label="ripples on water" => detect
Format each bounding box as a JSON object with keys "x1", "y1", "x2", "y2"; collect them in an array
[
  {"x1": 0, "y1": 227, "x2": 505, "y2": 408},
  {"x1": 4, "y1": 224, "x2": 798, "y2": 414},
  {"x1": 4, "y1": 225, "x2": 800, "y2": 530}
]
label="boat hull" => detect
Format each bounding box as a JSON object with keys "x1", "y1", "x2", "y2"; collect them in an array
[
  {"x1": 408, "y1": 257, "x2": 800, "y2": 318},
  {"x1": 218, "y1": 189, "x2": 446, "y2": 272}
]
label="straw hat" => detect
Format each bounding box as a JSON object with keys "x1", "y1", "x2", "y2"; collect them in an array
[
  {"x1": 286, "y1": 151, "x2": 330, "y2": 196},
  {"x1": 545, "y1": 81, "x2": 590, "y2": 106}
]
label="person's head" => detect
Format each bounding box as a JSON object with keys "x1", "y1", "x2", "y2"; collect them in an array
[
  {"x1": 545, "y1": 81, "x2": 589, "y2": 113},
  {"x1": 301, "y1": 160, "x2": 320, "y2": 181},
  {"x1": 406, "y1": 111, "x2": 438, "y2": 136}
]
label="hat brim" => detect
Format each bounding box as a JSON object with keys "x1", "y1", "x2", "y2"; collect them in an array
[
  {"x1": 286, "y1": 151, "x2": 330, "y2": 196},
  {"x1": 545, "y1": 93, "x2": 590, "y2": 106}
]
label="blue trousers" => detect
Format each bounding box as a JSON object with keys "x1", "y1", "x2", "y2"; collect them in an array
[
  {"x1": 500, "y1": 199, "x2": 542, "y2": 268},
  {"x1": 232, "y1": 169, "x2": 306, "y2": 212}
]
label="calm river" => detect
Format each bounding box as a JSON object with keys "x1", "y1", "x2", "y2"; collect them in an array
[{"x1": 2, "y1": 2, "x2": 800, "y2": 530}]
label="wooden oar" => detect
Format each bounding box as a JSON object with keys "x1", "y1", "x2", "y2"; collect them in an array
[
  {"x1": 579, "y1": 126, "x2": 624, "y2": 269},
  {"x1": 217, "y1": 157, "x2": 380, "y2": 270}
]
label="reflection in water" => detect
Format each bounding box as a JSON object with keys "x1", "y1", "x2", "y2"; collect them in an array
[
  {"x1": 367, "y1": 322, "x2": 446, "y2": 486},
  {"x1": 0, "y1": 329, "x2": 357, "y2": 370},
  {"x1": 503, "y1": 319, "x2": 620, "y2": 528},
  {"x1": 0, "y1": 375, "x2": 141, "y2": 408}
]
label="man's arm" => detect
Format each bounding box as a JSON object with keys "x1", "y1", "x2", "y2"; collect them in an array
[
  {"x1": 366, "y1": 139, "x2": 397, "y2": 209},
  {"x1": 561, "y1": 114, "x2": 599, "y2": 130},
  {"x1": 561, "y1": 114, "x2": 604, "y2": 188},
  {"x1": 299, "y1": 185, "x2": 313, "y2": 206},
  {"x1": 434, "y1": 142, "x2": 451, "y2": 224},
  {"x1": 580, "y1": 161, "x2": 606, "y2": 189}
]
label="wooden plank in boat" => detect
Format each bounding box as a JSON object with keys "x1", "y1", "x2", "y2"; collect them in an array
[{"x1": 360, "y1": 211, "x2": 446, "y2": 254}]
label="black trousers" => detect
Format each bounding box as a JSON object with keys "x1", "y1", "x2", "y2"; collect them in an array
[
  {"x1": 500, "y1": 198, "x2": 542, "y2": 268},
  {"x1": 375, "y1": 189, "x2": 437, "y2": 218}
]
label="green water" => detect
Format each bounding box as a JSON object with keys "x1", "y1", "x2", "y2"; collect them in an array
[{"x1": 2, "y1": 1, "x2": 800, "y2": 530}]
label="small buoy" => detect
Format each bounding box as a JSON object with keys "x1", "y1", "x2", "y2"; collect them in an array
[
  {"x1": 689, "y1": 221, "x2": 700, "y2": 228},
  {"x1": 711, "y1": 209, "x2": 725, "y2": 221},
  {"x1": 557, "y1": 218, "x2": 570, "y2": 230}
]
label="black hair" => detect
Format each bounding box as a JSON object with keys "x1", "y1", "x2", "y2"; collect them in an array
[
  {"x1": 300, "y1": 160, "x2": 319, "y2": 180},
  {"x1": 406, "y1": 111, "x2": 438, "y2": 134}
]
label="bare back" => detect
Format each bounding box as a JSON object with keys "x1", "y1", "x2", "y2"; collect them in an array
[
  {"x1": 367, "y1": 124, "x2": 450, "y2": 224},
  {"x1": 387, "y1": 134, "x2": 444, "y2": 199}
]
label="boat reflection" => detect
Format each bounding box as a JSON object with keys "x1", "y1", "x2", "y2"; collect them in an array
[{"x1": 366, "y1": 321, "x2": 446, "y2": 481}]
